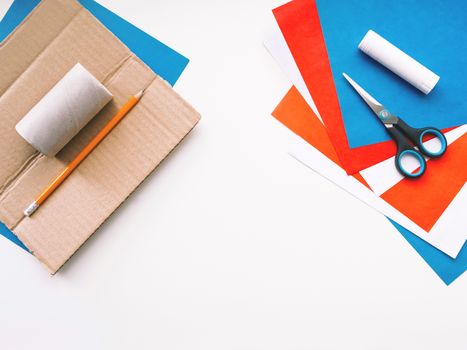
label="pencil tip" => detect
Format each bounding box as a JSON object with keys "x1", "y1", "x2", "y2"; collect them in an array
[{"x1": 135, "y1": 90, "x2": 144, "y2": 99}]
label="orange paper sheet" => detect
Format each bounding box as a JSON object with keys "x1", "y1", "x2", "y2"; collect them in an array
[
  {"x1": 273, "y1": 86, "x2": 467, "y2": 233},
  {"x1": 272, "y1": 87, "x2": 370, "y2": 187}
]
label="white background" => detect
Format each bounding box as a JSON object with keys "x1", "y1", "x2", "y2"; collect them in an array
[{"x1": 0, "y1": 1, "x2": 465, "y2": 349}]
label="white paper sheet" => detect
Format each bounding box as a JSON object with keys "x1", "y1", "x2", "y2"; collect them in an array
[
  {"x1": 263, "y1": 16, "x2": 322, "y2": 122},
  {"x1": 360, "y1": 125, "x2": 467, "y2": 195},
  {"x1": 287, "y1": 131, "x2": 467, "y2": 258}
]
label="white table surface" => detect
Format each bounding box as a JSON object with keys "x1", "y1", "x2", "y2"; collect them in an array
[{"x1": 0, "y1": 1, "x2": 465, "y2": 349}]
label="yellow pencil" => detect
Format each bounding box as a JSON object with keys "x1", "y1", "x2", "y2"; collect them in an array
[{"x1": 24, "y1": 90, "x2": 144, "y2": 217}]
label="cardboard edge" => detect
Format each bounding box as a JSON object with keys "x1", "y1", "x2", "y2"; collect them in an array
[{"x1": 48, "y1": 109, "x2": 200, "y2": 275}]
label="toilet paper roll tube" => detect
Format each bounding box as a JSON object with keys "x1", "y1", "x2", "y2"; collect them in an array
[
  {"x1": 358, "y1": 30, "x2": 440, "y2": 94},
  {"x1": 16, "y1": 63, "x2": 113, "y2": 157}
]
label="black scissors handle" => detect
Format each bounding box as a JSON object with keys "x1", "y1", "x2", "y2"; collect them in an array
[
  {"x1": 386, "y1": 118, "x2": 447, "y2": 179},
  {"x1": 395, "y1": 119, "x2": 447, "y2": 158}
]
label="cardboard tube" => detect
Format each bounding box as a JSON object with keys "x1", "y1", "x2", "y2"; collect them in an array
[
  {"x1": 359, "y1": 30, "x2": 440, "y2": 94},
  {"x1": 16, "y1": 63, "x2": 113, "y2": 156}
]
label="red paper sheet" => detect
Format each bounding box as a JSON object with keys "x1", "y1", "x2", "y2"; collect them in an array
[
  {"x1": 273, "y1": 0, "x2": 397, "y2": 174},
  {"x1": 380, "y1": 137, "x2": 467, "y2": 232}
]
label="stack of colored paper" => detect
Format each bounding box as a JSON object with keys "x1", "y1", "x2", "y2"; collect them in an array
[
  {"x1": 264, "y1": 0, "x2": 466, "y2": 285},
  {"x1": 0, "y1": 1, "x2": 189, "y2": 254}
]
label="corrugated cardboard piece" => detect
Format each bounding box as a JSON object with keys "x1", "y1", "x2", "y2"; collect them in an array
[{"x1": 0, "y1": 0, "x2": 200, "y2": 273}]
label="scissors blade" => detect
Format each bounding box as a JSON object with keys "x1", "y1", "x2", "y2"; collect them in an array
[{"x1": 342, "y1": 73, "x2": 398, "y2": 125}]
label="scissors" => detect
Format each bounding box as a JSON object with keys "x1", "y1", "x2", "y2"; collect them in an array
[{"x1": 343, "y1": 73, "x2": 447, "y2": 179}]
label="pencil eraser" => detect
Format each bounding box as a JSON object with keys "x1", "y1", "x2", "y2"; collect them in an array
[
  {"x1": 358, "y1": 30, "x2": 440, "y2": 94},
  {"x1": 15, "y1": 63, "x2": 113, "y2": 157}
]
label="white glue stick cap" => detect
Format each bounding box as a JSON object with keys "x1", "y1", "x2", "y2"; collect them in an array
[{"x1": 358, "y1": 30, "x2": 440, "y2": 94}]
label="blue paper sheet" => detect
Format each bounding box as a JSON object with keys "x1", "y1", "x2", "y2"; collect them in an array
[
  {"x1": 0, "y1": 0, "x2": 188, "y2": 251},
  {"x1": 315, "y1": 0, "x2": 467, "y2": 148},
  {"x1": 0, "y1": 222, "x2": 28, "y2": 251},
  {"x1": 78, "y1": 0, "x2": 188, "y2": 87},
  {"x1": 389, "y1": 220, "x2": 466, "y2": 285}
]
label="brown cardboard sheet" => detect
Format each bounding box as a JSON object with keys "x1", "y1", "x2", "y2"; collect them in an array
[{"x1": 0, "y1": 0, "x2": 200, "y2": 273}]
